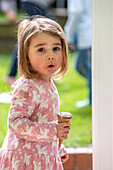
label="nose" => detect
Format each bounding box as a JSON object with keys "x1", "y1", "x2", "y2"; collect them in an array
[
  {"x1": 47, "y1": 51, "x2": 54, "y2": 60},
  {"x1": 47, "y1": 55, "x2": 54, "y2": 60}
]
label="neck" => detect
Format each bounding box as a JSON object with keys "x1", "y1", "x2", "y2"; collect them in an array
[{"x1": 38, "y1": 75, "x2": 52, "y2": 82}]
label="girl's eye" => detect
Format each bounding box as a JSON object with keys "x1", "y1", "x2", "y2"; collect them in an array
[
  {"x1": 38, "y1": 48, "x2": 45, "y2": 52},
  {"x1": 53, "y1": 47, "x2": 60, "y2": 51}
]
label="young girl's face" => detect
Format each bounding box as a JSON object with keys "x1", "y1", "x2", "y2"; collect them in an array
[{"x1": 28, "y1": 32, "x2": 63, "y2": 82}]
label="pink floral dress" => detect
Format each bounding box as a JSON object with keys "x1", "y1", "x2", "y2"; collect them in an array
[{"x1": 0, "y1": 77, "x2": 67, "y2": 170}]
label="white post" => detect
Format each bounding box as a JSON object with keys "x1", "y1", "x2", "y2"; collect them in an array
[{"x1": 92, "y1": 0, "x2": 113, "y2": 169}]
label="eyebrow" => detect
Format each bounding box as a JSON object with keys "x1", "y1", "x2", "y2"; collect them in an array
[{"x1": 34, "y1": 43, "x2": 62, "y2": 48}]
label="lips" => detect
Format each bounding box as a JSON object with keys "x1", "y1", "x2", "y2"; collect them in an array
[
  {"x1": 48, "y1": 64, "x2": 55, "y2": 68},
  {"x1": 47, "y1": 64, "x2": 56, "y2": 70}
]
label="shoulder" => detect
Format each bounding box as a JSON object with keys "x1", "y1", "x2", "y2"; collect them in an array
[{"x1": 12, "y1": 77, "x2": 40, "y2": 95}]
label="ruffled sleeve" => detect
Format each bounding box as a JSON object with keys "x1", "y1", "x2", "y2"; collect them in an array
[{"x1": 59, "y1": 144, "x2": 67, "y2": 157}]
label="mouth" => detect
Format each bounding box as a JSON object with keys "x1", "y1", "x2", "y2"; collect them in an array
[
  {"x1": 47, "y1": 64, "x2": 56, "y2": 71},
  {"x1": 47, "y1": 64, "x2": 55, "y2": 68}
]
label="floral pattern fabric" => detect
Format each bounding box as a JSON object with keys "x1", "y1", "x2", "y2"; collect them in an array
[{"x1": 0, "y1": 77, "x2": 67, "y2": 170}]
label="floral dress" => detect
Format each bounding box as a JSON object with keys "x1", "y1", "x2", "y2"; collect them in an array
[{"x1": 0, "y1": 77, "x2": 67, "y2": 170}]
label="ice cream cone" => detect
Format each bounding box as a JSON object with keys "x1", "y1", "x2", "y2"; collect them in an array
[{"x1": 58, "y1": 112, "x2": 72, "y2": 147}]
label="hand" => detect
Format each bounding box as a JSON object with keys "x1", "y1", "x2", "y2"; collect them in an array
[
  {"x1": 57, "y1": 122, "x2": 70, "y2": 140},
  {"x1": 68, "y1": 42, "x2": 76, "y2": 51},
  {"x1": 61, "y1": 154, "x2": 69, "y2": 164}
]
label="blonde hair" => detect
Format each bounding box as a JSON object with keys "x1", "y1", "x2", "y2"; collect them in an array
[{"x1": 18, "y1": 15, "x2": 68, "y2": 80}]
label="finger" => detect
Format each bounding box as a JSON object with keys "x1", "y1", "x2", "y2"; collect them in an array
[
  {"x1": 59, "y1": 127, "x2": 69, "y2": 134},
  {"x1": 59, "y1": 122, "x2": 70, "y2": 126},
  {"x1": 64, "y1": 126, "x2": 70, "y2": 131},
  {"x1": 61, "y1": 154, "x2": 69, "y2": 163},
  {"x1": 64, "y1": 131, "x2": 69, "y2": 135},
  {"x1": 60, "y1": 134, "x2": 68, "y2": 140},
  {"x1": 62, "y1": 122, "x2": 70, "y2": 128}
]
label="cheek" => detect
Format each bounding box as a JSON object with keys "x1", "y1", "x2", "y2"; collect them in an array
[
  {"x1": 29, "y1": 57, "x2": 40, "y2": 70},
  {"x1": 33, "y1": 59, "x2": 43, "y2": 70},
  {"x1": 57, "y1": 55, "x2": 63, "y2": 66}
]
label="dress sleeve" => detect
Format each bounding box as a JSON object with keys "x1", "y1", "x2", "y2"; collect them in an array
[
  {"x1": 8, "y1": 81, "x2": 57, "y2": 142},
  {"x1": 59, "y1": 144, "x2": 67, "y2": 157}
]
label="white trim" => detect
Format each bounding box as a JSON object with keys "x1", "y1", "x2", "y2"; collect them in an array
[{"x1": 65, "y1": 147, "x2": 92, "y2": 154}]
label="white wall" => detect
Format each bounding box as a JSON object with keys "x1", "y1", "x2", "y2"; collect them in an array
[{"x1": 92, "y1": 0, "x2": 113, "y2": 169}]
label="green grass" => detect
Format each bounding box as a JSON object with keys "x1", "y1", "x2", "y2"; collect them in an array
[
  {"x1": 0, "y1": 53, "x2": 11, "y2": 147},
  {"x1": 0, "y1": 52, "x2": 92, "y2": 148}
]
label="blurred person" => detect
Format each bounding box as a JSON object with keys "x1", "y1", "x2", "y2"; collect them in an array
[
  {"x1": 64, "y1": 0, "x2": 92, "y2": 107},
  {"x1": 20, "y1": 0, "x2": 55, "y2": 19},
  {"x1": 0, "y1": 0, "x2": 17, "y2": 22},
  {"x1": 5, "y1": 0, "x2": 55, "y2": 85}
]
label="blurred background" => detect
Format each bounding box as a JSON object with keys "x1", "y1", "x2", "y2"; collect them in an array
[{"x1": 0, "y1": 0, "x2": 68, "y2": 51}]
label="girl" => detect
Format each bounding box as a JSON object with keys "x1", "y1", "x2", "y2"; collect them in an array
[{"x1": 0, "y1": 16, "x2": 70, "y2": 170}]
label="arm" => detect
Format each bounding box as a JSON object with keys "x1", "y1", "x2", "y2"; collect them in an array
[
  {"x1": 64, "y1": 0, "x2": 85, "y2": 43},
  {"x1": 1, "y1": 0, "x2": 17, "y2": 22},
  {"x1": 8, "y1": 81, "x2": 57, "y2": 142}
]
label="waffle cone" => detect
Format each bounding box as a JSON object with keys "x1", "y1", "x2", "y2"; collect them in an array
[{"x1": 58, "y1": 112, "x2": 72, "y2": 147}]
